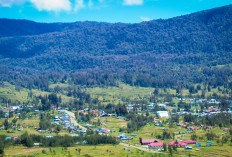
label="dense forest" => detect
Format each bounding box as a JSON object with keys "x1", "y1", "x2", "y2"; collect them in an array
[{"x1": 0, "y1": 5, "x2": 232, "y2": 90}]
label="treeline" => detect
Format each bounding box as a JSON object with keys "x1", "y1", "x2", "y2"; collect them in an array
[
  {"x1": 85, "y1": 134, "x2": 118, "y2": 145},
  {"x1": 37, "y1": 93, "x2": 62, "y2": 110},
  {"x1": 183, "y1": 113, "x2": 232, "y2": 127},
  {"x1": 0, "y1": 131, "x2": 118, "y2": 155}
]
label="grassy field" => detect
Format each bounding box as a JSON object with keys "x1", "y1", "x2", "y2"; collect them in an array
[
  {"x1": 0, "y1": 81, "x2": 230, "y2": 105},
  {"x1": 0, "y1": 82, "x2": 30, "y2": 103},
  {"x1": 4, "y1": 144, "x2": 165, "y2": 157}
]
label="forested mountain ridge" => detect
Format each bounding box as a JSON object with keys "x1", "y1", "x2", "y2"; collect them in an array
[{"x1": 0, "y1": 5, "x2": 232, "y2": 89}]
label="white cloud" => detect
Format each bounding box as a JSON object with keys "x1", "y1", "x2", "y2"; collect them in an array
[
  {"x1": 30, "y1": 0, "x2": 71, "y2": 12},
  {"x1": 123, "y1": 0, "x2": 143, "y2": 5},
  {"x1": 74, "y1": 0, "x2": 85, "y2": 12},
  {"x1": 0, "y1": 0, "x2": 26, "y2": 7},
  {"x1": 140, "y1": 16, "x2": 151, "y2": 21}
]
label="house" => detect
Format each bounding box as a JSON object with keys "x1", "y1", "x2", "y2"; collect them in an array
[
  {"x1": 158, "y1": 104, "x2": 166, "y2": 108},
  {"x1": 183, "y1": 140, "x2": 198, "y2": 144},
  {"x1": 185, "y1": 146, "x2": 192, "y2": 150},
  {"x1": 155, "y1": 123, "x2": 163, "y2": 127},
  {"x1": 206, "y1": 142, "x2": 212, "y2": 146},
  {"x1": 100, "y1": 111, "x2": 108, "y2": 117},
  {"x1": 168, "y1": 141, "x2": 187, "y2": 148},
  {"x1": 38, "y1": 130, "x2": 46, "y2": 133},
  {"x1": 148, "y1": 103, "x2": 155, "y2": 109},
  {"x1": 118, "y1": 133, "x2": 130, "y2": 140},
  {"x1": 10, "y1": 106, "x2": 20, "y2": 111},
  {"x1": 5, "y1": 137, "x2": 11, "y2": 140},
  {"x1": 50, "y1": 106, "x2": 57, "y2": 110},
  {"x1": 148, "y1": 142, "x2": 165, "y2": 149},
  {"x1": 126, "y1": 104, "x2": 134, "y2": 110},
  {"x1": 13, "y1": 135, "x2": 19, "y2": 141},
  {"x1": 102, "y1": 128, "x2": 111, "y2": 133},
  {"x1": 33, "y1": 143, "x2": 42, "y2": 146},
  {"x1": 196, "y1": 143, "x2": 201, "y2": 147},
  {"x1": 156, "y1": 111, "x2": 169, "y2": 118},
  {"x1": 223, "y1": 128, "x2": 228, "y2": 131},
  {"x1": 139, "y1": 137, "x2": 160, "y2": 145},
  {"x1": 85, "y1": 124, "x2": 94, "y2": 128}
]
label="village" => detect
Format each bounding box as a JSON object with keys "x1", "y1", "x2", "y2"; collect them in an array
[{"x1": 0, "y1": 95, "x2": 232, "y2": 156}]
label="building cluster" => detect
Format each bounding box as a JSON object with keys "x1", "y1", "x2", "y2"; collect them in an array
[{"x1": 139, "y1": 137, "x2": 203, "y2": 150}]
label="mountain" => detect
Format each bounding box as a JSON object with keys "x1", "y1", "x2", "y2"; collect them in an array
[{"x1": 0, "y1": 5, "x2": 232, "y2": 89}]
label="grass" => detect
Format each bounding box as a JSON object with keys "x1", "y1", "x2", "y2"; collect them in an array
[
  {"x1": 0, "y1": 81, "x2": 230, "y2": 104},
  {"x1": 0, "y1": 82, "x2": 30, "y2": 103},
  {"x1": 4, "y1": 144, "x2": 160, "y2": 157},
  {"x1": 87, "y1": 83, "x2": 154, "y2": 103}
]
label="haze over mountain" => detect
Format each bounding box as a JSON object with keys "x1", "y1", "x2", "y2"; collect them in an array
[{"x1": 0, "y1": 5, "x2": 232, "y2": 89}]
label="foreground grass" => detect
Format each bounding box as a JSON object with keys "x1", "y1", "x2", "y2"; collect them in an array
[{"x1": 4, "y1": 144, "x2": 162, "y2": 157}]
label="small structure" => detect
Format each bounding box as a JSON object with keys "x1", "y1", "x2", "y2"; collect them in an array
[
  {"x1": 206, "y1": 142, "x2": 212, "y2": 146},
  {"x1": 156, "y1": 111, "x2": 169, "y2": 118},
  {"x1": 38, "y1": 130, "x2": 46, "y2": 133},
  {"x1": 185, "y1": 146, "x2": 192, "y2": 150},
  {"x1": 5, "y1": 137, "x2": 11, "y2": 140},
  {"x1": 155, "y1": 123, "x2": 164, "y2": 127},
  {"x1": 33, "y1": 143, "x2": 42, "y2": 146},
  {"x1": 126, "y1": 104, "x2": 134, "y2": 110},
  {"x1": 196, "y1": 143, "x2": 201, "y2": 147},
  {"x1": 158, "y1": 104, "x2": 166, "y2": 108},
  {"x1": 100, "y1": 111, "x2": 108, "y2": 117},
  {"x1": 13, "y1": 135, "x2": 19, "y2": 141}
]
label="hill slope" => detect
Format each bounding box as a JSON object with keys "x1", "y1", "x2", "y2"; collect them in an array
[{"x1": 0, "y1": 5, "x2": 232, "y2": 89}]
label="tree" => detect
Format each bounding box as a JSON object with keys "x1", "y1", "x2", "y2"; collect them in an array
[
  {"x1": 39, "y1": 118, "x2": 51, "y2": 130},
  {"x1": 168, "y1": 145, "x2": 173, "y2": 155},
  {"x1": 0, "y1": 142, "x2": 4, "y2": 155},
  {"x1": 21, "y1": 131, "x2": 33, "y2": 147},
  {"x1": 12, "y1": 118, "x2": 17, "y2": 126},
  {"x1": 163, "y1": 143, "x2": 167, "y2": 151},
  {"x1": 153, "y1": 88, "x2": 159, "y2": 95},
  {"x1": 173, "y1": 145, "x2": 177, "y2": 152},
  {"x1": 191, "y1": 134, "x2": 197, "y2": 141},
  {"x1": 4, "y1": 119, "x2": 9, "y2": 130},
  {"x1": 77, "y1": 148, "x2": 81, "y2": 155},
  {"x1": 55, "y1": 125, "x2": 62, "y2": 134}
]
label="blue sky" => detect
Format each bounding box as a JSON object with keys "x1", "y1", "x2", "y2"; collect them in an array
[{"x1": 0, "y1": 0, "x2": 231, "y2": 23}]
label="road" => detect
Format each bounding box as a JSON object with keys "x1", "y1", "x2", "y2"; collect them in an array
[{"x1": 61, "y1": 110, "x2": 87, "y2": 131}]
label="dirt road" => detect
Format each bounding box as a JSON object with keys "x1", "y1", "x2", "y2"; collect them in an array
[{"x1": 61, "y1": 110, "x2": 87, "y2": 131}]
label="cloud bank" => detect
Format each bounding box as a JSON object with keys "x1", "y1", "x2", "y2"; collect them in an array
[
  {"x1": 123, "y1": 0, "x2": 143, "y2": 5},
  {"x1": 0, "y1": 0, "x2": 26, "y2": 7},
  {"x1": 30, "y1": 0, "x2": 71, "y2": 12},
  {"x1": 140, "y1": 16, "x2": 151, "y2": 21},
  {"x1": 0, "y1": 0, "x2": 86, "y2": 12}
]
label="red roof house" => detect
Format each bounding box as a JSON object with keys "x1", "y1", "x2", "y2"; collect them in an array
[
  {"x1": 183, "y1": 140, "x2": 198, "y2": 144},
  {"x1": 148, "y1": 142, "x2": 165, "y2": 149},
  {"x1": 168, "y1": 141, "x2": 187, "y2": 147},
  {"x1": 139, "y1": 137, "x2": 160, "y2": 145}
]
